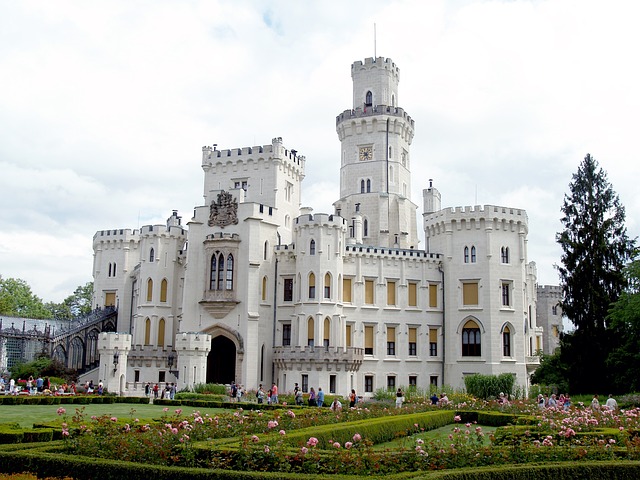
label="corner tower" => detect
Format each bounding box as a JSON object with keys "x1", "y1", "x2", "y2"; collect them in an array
[{"x1": 334, "y1": 57, "x2": 419, "y2": 249}]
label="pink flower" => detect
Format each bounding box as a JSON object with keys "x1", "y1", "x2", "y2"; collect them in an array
[
  {"x1": 264, "y1": 445, "x2": 270, "y2": 453},
  {"x1": 56, "y1": 407, "x2": 66, "y2": 415},
  {"x1": 171, "y1": 428, "x2": 178, "y2": 434},
  {"x1": 307, "y1": 437, "x2": 319, "y2": 447},
  {"x1": 163, "y1": 408, "x2": 169, "y2": 412},
  {"x1": 279, "y1": 429, "x2": 286, "y2": 436},
  {"x1": 353, "y1": 433, "x2": 362, "y2": 442},
  {"x1": 267, "y1": 420, "x2": 279, "y2": 429},
  {"x1": 301, "y1": 447, "x2": 308, "y2": 454},
  {"x1": 62, "y1": 429, "x2": 69, "y2": 437},
  {"x1": 454, "y1": 415, "x2": 461, "y2": 422},
  {"x1": 345, "y1": 441, "x2": 353, "y2": 449},
  {"x1": 333, "y1": 442, "x2": 341, "y2": 448},
  {"x1": 175, "y1": 409, "x2": 182, "y2": 415},
  {"x1": 110, "y1": 417, "x2": 117, "y2": 422},
  {"x1": 251, "y1": 435, "x2": 260, "y2": 443}
]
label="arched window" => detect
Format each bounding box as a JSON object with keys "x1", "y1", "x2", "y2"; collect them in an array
[
  {"x1": 217, "y1": 253, "x2": 225, "y2": 290},
  {"x1": 308, "y1": 272, "x2": 316, "y2": 299},
  {"x1": 389, "y1": 146, "x2": 393, "y2": 159},
  {"x1": 360, "y1": 179, "x2": 365, "y2": 193},
  {"x1": 262, "y1": 276, "x2": 268, "y2": 301},
  {"x1": 160, "y1": 279, "x2": 168, "y2": 302},
  {"x1": 501, "y1": 246, "x2": 510, "y2": 263},
  {"x1": 365, "y1": 90, "x2": 372, "y2": 106},
  {"x1": 146, "y1": 278, "x2": 153, "y2": 302},
  {"x1": 226, "y1": 254, "x2": 234, "y2": 290},
  {"x1": 366, "y1": 179, "x2": 371, "y2": 192},
  {"x1": 471, "y1": 246, "x2": 477, "y2": 263},
  {"x1": 264, "y1": 241, "x2": 269, "y2": 260},
  {"x1": 144, "y1": 317, "x2": 151, "y2": 345},
  {"x1": 307, "y1": 316, "x2": 315, "y2": 347},
  {"x1": 462, "y1": 320, "x2": 481, "y2": 356},
  {"x1": 70, "y1": 337, "x2": 84, "y2": 370},
  {"x1": 149, "y1": 248, "x2": 155, "y2": 263},
  {"x1": 324, "y1": 273, "x2": 331, "y2": 299},
  {"x1": 464, "y1": 246, "x2": 469, "y2": 263},
  {"x1": 364, "y1": 218, "x2": 369, "y2": 237},
  {"x1": 158, "y1": 318, "x2": 165, "y2": 347},
  {"x1": 210, "y1": 254, "x2": 217, "y2": 290},
  {"x1": 323, "y1": 317, "x2": 330, "y2": 348},
  {"x1": 309, "y1": 239, "x2": 316, "y2": 256},
  {"x1": 108, "y1": 263, "x2": 112, "y2": 277},
  {"x1": 502, "y1": 325, "x2": 511, "y2": 356},
  {"x1": 113, "y1": 262, "x2": 116, "y2": 276}
]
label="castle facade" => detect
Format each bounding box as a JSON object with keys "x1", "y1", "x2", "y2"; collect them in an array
[{"x1": 94, "y1": 57, "x2": 543, "y2": 397}]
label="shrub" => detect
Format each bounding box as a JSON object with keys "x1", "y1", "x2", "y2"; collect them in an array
[{"x1": 464, "y1": 373, "x2": 515, "y2": 400}]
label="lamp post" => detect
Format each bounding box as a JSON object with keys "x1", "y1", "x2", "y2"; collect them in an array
[
  {"x1": 168, "y1": 351, "x2": 179, "y2": 379},
  {"x1": 112, "y1": 349, "x2": 119, "y2": 374}
]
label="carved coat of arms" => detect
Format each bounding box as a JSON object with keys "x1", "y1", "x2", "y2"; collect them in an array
[{"x1": 208, "y1": 191, "x2": 238, "y2": 227}]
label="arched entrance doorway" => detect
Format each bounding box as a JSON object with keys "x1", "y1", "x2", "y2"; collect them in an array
[{"x1": 207, "y1": 335, "x2": 236, "y2": 384}]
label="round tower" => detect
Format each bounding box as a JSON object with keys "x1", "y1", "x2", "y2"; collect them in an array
[{"x1": 334, "y1": 57, "x2": 419, "y2": 249}]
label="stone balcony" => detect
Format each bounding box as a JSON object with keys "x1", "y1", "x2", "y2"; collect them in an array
[
  {"x1": 199, "y1": 289, "x2": 239, "y2": 319},
  {"x1": 273, "y1": 345, "x2": 364, "y2": 372}
]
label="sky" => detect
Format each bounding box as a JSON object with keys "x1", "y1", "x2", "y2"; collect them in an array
[{"x1": 1, "y1": 0, "x2": 639, "y2": 303}]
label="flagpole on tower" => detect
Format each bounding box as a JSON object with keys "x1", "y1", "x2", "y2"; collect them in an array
[{"x1": 374, "y1": 23, "x2": 377, "y2": 58}]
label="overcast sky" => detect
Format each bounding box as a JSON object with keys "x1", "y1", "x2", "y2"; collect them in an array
[{"x1": 1, "y1": 0, "x2": 639, "y2": 303}]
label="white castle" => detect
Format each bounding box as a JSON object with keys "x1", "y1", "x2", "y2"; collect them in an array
[{"x1": 94, "y1": 56, "x2": 544, "y2": 397}]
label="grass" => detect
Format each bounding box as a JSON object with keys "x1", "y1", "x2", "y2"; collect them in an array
[
  {"x1": 0, "y1": 403, "x2": 228, "y2": 428},
  {"x1": 372, "y1": 424, "x2": 498, "y2": 450}
]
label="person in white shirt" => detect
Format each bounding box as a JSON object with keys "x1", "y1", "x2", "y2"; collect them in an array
[{"x1": 605, "y1": 394, "x2": 618, "y2": 411}]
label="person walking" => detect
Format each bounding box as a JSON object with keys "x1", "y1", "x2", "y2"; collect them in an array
[
  {"x1": 317, "y1": 387, "x2": 325, "y2": 407},
  {"x1": 308, "y1": 387, "x2": 317, "y2": 406},
  {"x1": 395, "y1": 387, "x2": 404, "y2": 408},
  {"x1": 605, "y1": 394, "x2": 618, "y2": 411},
  {"x1": 270, "y1": 383, "x2": 278, "y2": 404}
]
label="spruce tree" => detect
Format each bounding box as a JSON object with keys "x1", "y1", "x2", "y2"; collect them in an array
[{"x1": 556, "y1": 154, "x2": 635, "y2": 393}]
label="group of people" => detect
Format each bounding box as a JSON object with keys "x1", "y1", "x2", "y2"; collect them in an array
[
  {"x1": 590, "y1": 394, "x2": 618, "y2": 411},
  {"x1": 537, "y1": 393, "x2": 571, "y2": 410},
  {"x1": 144, "y1": 382, "x2": 176, "y2": 400},
  {"x1": 0, "y1": 375, "x2": 83, "y2": 396},
  {"x1": 253, "y1": 382, "x2": 279, "y2": 404},
  {"x1": 430, "y1": 392, "x2": 450, "y2": 406}
]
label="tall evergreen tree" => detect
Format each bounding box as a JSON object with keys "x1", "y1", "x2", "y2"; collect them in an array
[{"x1": 556, "y1": 154, "x2": 635, "y2": 393}]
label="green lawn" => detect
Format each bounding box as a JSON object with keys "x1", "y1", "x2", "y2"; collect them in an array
[
  {"x1": 0, "y1": 403, "x2": 228, "y2": 428},
  {"x1": 373, "y1": 423, "x2": 498, "y2": 450}
]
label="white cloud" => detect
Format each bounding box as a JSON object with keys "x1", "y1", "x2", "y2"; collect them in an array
[{"x1": 1, "y1": 0, "x2": 639, "y2": 301}]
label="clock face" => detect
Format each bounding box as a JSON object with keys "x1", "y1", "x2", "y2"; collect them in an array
[{"x1": 359, "y1": 146, "x2": 372, "y2": 161}]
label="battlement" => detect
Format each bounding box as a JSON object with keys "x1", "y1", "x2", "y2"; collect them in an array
[
  {"x1": 352, "y1": 57, "x2": 399, "y2": 77},
  {"x1": 345, "y1": 244, "x2": 440, "y2": 261},
  {"x1": 537, "y1": 284, "x2": 562, "y2": 296},
  {"x1": 336, "y1": 105, "x2": 414, "y2": 127},
  {"x1": 201, "y1": 137, "x2": 305, "y2": 167},
  {"x1": 294, "y1": 213, "x2": 347, "y2": 228},
  {"x1": 204, "y1": 232, "x2": 240, "y2": 241},
  {"x1": 424, "y1": 204, "x2": 528, "y2": 226}
]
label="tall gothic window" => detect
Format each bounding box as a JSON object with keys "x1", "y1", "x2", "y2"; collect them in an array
[
  {"x1": 309, "y1": 239, "x2": 316, "y2": 256},
  {"x1": 149, "y1": 248, "x2": 155, "y2": 263},
  {"x1": 365, "y1": 90, "x2": 372, "y2": 106},
  {"x1": 226, "y1": 254, "x2": 234, "y2": 290},
  {"x1": 462, "y1": 320, "x2": 481, "y2": 356}
]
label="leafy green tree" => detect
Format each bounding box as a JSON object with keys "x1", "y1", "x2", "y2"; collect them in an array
[
  {"x1": 0, "y1": 275, "x2": 51, "y2": 319},
  {"x1": 606, "y1": 257, "x2": 640, "y2": 392},
  {"x1": 530, "y1": 350, "x2": 570, "y2": 394},
  {"x1": 63, "y1": 282, "x2": 93, "y2": 317},
  {"x1": 556, "y1": 154, "x2": 635, "y2": 393}
]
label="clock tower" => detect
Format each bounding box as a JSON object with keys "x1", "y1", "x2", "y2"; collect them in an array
[{"x1": 334, "y1": 57, "x2": 419, "y2": 249}]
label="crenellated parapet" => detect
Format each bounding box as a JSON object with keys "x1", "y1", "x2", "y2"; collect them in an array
[
  {"x1": 336, "y1": 105, "x2": 414, "y2": 128},
  {"x1": 345, "y1": 244, "x2": 441, "y2": 262},
  {"x1": 424, "y1": 204, "x2": 528, "y2": 238},
  {"x1": 351, "y1": 56, "x2": 399, "y2": 80},
  {"x1": 201, "y1": 137, "x2": 305, "y2": 171},
  {"x1": 294, "y1": 213, "x2": 347, "y2": 229}
]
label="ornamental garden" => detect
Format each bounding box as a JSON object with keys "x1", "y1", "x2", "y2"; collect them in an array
[{"x1": 2, "y1": 390, "x2": 640, "y2": 479}]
